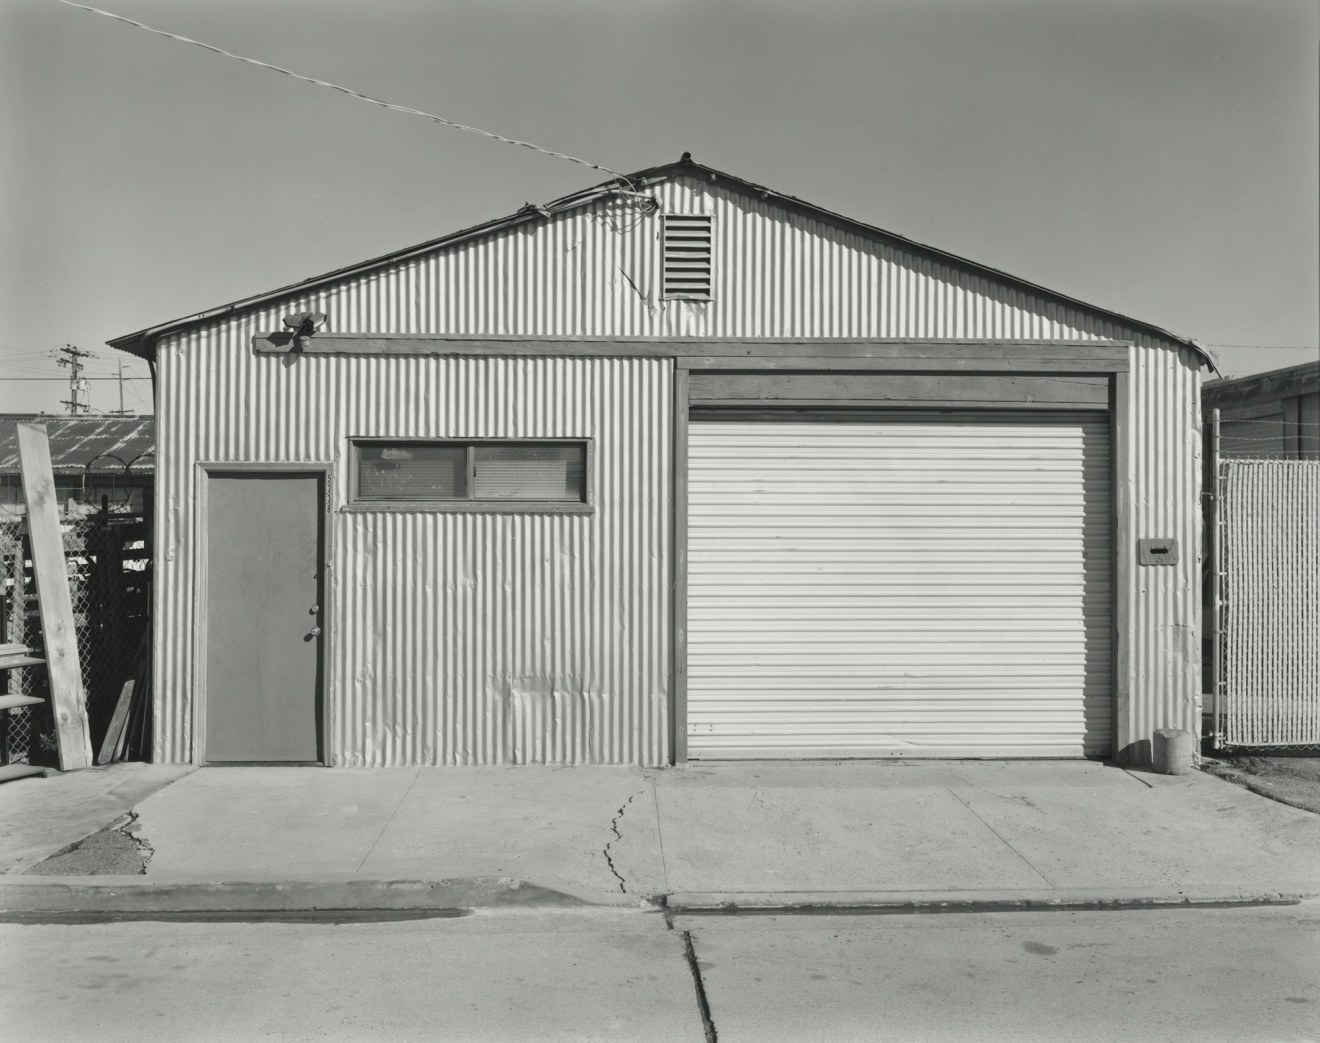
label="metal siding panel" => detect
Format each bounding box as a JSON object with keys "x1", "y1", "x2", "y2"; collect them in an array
[
  {"x1": 1221, "y1": 415, "x2": 1285, "y2": 457},
  {"x1": 1297, "y1": 393, "x2": 1320, "y2": 457},
  {"x1": 151, "y1": 171, "x2": 1198, "y2": 764},
  {"x1": 685, "y1": 414, "x2": 1112, "y2": 758},
  {"x1": 154, "y1": 347, "x2": 669, "y2": 765},
  {"x1": 1123, "y1": 342, "x2": 1202, "y2": 762},
  {"x1": 164, "y1": 174, "x2": 1161, "y2": 344}
]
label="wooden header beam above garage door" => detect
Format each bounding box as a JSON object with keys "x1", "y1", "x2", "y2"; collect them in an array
[
  {"x1": 688, "y1": 372, "x2": 1112, "y2": 411},
  {"x1": 253, "y1": 334, "x2": 1124, "y2": 410}
]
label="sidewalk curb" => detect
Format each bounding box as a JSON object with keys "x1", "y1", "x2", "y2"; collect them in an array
[
  {"x1": 2, "y1": 876, "x2": 1314, "y2": 916},
  {"x1": 0, "y1": 876, "x2": 595, "y2": 914},
  {"x1": 659, "y1": 887, "x2": 1318, "y2": 915}
]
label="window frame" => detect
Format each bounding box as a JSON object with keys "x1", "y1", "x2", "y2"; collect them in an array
[{"x1": 346, "y1": 437, "x2": 594, "y2": 513}]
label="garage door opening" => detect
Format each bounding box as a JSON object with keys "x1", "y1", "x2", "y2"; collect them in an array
[{"x1": 685, "y1": 411, "x2": 1112, "y2": 759}]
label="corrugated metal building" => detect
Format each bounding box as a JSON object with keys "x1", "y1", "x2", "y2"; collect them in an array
[
  {"x1": 110, "y1": 157, "x2": 1213, "y2": 767},
  {"x1": 0, "y1": 415, "x2": 155, "y2": 514}
]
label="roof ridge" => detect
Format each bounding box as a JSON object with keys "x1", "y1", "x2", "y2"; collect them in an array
[{"x1": 107, "y1": 155, "x2": 1211, "y2": 368}]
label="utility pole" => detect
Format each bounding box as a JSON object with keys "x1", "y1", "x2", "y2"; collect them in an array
[
  {"x1": 112, "y1": 358, "x2": 130, "y2": 415},
  {"x1": 56, "y1": 344, "x2": 94, "y2": 415}
]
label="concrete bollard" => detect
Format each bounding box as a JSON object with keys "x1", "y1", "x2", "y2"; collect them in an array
[{"x1": 1153, "y1": 728, "x2": 1194, "y2": 775}]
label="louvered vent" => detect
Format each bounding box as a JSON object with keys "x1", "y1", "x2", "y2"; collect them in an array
[{"x1": 662, "y1": 214, "x2": 713, "y2": 300}]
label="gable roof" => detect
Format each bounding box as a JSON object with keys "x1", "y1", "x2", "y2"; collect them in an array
[
  {"x1": 108, "y1": 156, "x2": 1214, "y2": 369},
  {"x1": 0, "y1": 415, "x2": 155, "y2": 475}
]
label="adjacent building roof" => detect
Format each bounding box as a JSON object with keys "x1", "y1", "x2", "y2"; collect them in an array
[
  {"x1": 107, "y1": 156, "x2": 1214, "y2": 368},
  {"x1": 1202, "y1": 360, "x2": 1320, "y2": 408},
  {"x1": 0, "y1": 415, "x2": 155, "y2": 475}
]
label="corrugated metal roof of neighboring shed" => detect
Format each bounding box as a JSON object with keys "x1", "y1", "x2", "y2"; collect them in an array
[
  {"x1": 0, "y1": 415, "x2": 155, "y2": 474},
  {"x1": 106, "y1": 156, "x2": 1214, "y2": 369}
]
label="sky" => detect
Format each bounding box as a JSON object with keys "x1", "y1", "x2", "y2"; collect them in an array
[{"x1": 1, "y1": 0, "x2": 1316, "y2": 415}]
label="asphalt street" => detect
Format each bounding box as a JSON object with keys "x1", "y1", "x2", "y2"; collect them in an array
[{"x1": 2, "y1": 903, "x2": 1316, "y2": 1042}]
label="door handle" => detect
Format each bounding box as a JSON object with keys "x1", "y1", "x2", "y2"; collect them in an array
[
  {"x1": 310, "y1": 605, "x2": 320, "y2": 614},
  {"x1": 309, "y1": 626, "x2": 322, "y2": 637}
]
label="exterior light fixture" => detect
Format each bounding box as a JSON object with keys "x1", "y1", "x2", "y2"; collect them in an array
[{"x1": 282, "y1": 311, "x2": 327, "y2": 338}]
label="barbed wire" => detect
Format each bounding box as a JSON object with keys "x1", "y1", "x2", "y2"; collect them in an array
[{"x1": 1210, "y1": 419, "x2": 1320, "y2": 428}]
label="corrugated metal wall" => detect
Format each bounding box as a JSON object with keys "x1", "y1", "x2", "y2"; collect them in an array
[
  {"x1": 1294, "y1": 392, "x2": 1320, "y2": 458},
  {"x1": 1126, "y1": 340, "x2": 1203, "y2": 759},
  {"x1": 152, "y1": 171, "x2": 1202, "y2": 764},
  {"x1": 156, "y1": 352, "x2": 670, "y2": 765},
  {"x1": 273, "y1": 178, "x2": 1200, "y2": 341}
]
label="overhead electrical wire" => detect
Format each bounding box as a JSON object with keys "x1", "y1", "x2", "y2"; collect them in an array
[
  {"x1": 54, "y1": 0, "x2": 637, "y2": 189},
  {"x1": 1204, "y1": 343, "x2": 1319, "y2": 350},
  {"x1": 0, "y1": 348, "x2": 62, "y2": 360}
]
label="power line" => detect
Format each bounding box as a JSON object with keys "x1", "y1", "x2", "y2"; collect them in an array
[
  {"x1": 0, "y1": 348, "x2": 58, "y2": 358},
  {"x1": 127, "y1": 379, "x2": 151, "y2": 410},
  {"x1": 55, "y1": 0, "x2": 635, "y2": 188},
  {"x1": 1203, "y1": 348, "x2": 1314, "y2": 356},
  {"x1": 0, "y1": 361, "x2": 146, "y2": 374}
]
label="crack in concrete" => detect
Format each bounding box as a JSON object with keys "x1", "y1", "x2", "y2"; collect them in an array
[
  {"x1": 354, "y1": 770, "x2": 421, "y2": 874},
  {"x1": 947, "y1": 788, "x2": 1056, "y2": 888},
  {"x1": 651, "y1": 782, "x2": 670, "y2": 892},
  {"x1": 603, "y1": 790, "x2": 642, "y2": 894},
  {"x1": 682, "y1": 929, "x2": 719, "y2": 1043},
  {"x1": 115, "y1": 810, "x2": 154, "y2": 875}
]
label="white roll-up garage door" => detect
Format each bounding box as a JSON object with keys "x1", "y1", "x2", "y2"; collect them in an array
[{"x1": 686, "y1": 412, "x2": 1112, "y2": 759}]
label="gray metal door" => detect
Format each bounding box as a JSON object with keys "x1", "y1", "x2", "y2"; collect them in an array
[{"x1": 205, "y1": 472, "x2": 324, "y2": 762}]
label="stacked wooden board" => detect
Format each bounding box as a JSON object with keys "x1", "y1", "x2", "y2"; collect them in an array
[
  {"x1": 96, "y1": 625, "x2": 152, "y2": 765},
  {"x1": 0, "y1": 643, "x2": 48, "y2": 783}
]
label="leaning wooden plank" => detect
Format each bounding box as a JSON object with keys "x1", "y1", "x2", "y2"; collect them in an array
[
  {"x1": 97, "y1": 628, "x2": 149, "y2": 765},
  {"x1": 112, "y1": 692, "x2": 132, "y2": 763},
  {"x1": 97, "y1": 677, "x2": 137, "y2": 765},
  {"x1": 112, "y1": 629, "x2": 148, "y2": 763},
  {"x1": 130, "y1": 639, "x2": 153, "y2": 761},
  {"x1": 17, "y1": 423, "x2": 92, "y2": 770},
  {"x1": 128, "y1": 641, "x2": 152, "y2": 761},
  {"x1": 117, "y1": 630, "x2": 150, "y2": 762}
]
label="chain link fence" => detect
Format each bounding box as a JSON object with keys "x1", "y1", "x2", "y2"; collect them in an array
[
  {"x1": 1216, "y1": 458, "x2": 1320, "y2": 749},
  {"x1": 1, "y1": 503, "x2": 151, "y2": 765}
]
